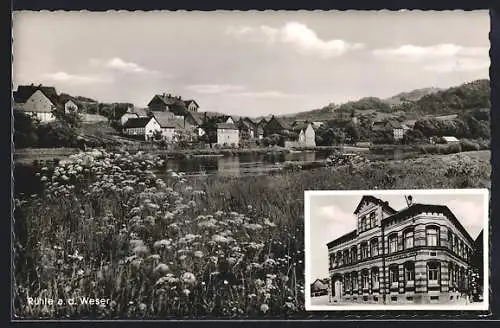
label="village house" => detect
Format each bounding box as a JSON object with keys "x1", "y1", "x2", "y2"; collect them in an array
[
  {"x1": 298, "y1": 123, "x2": 316, "y2": 147},
  {"x1": 263, "y1": 116, "x2": 292, "y2": 137},
  {"x1": 122, "y1": 116, "x2": 162, "y2": 141},
  {"x1": 63, "y1": 99, "x2": 79, "y2": 114},
  {"x1": 13, "y1": 84, "x2": 60, "y2": 122},
  {"x1": 311, "y1": 279, "x2": 329, "y2": 297},
  {"x1": 154, "y1": 114, "x2": 185, "y2": 142},
  {"x1": 372, "y1": 120, "x2": 409, "y2": 142},
  {"x1": 183, "y1": 99, "x2": 199, "y2": 112},
  {"x1": 216, "y1": 122, "x2": 240, "y2": 146},
  {"x1": 327, "y1": 195, "x2": 474, "y2": 305},
  {"x1": 147, "y1": 93, "x2": 196, "y2": 116},
  {"x1": 184, "y1": 112, "x2": 206, "y2": 136},
  {"x1": 237, "y1": 117, "x2": 259, "y2": 139},
  {"x1": 120, "y1": 112, "x2": 140, "y2": 126}
]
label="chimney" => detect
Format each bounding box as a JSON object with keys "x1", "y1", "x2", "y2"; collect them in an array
[
  {"x1": 30, "y1": 83, "x2": 34, "y2": 86},
  {"x1": 38, "y1": 84, "x2": 42, "y2": 87}
]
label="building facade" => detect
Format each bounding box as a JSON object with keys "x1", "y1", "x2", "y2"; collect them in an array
[
  {"x1": 13, "y1": 85, "x2": 60, "y2": 122},
  {"x1": 327, "y1": 196, "x2": 474, "y2": 305},
  {"x1": 216, "y1": 123, "x2": 240, "y2": 146}
]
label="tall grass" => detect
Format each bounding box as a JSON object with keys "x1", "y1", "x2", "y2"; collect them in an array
[{"x1": 13, "y1": 149, "x2": 490, "y2": 319}]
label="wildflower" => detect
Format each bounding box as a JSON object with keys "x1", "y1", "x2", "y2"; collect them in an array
[
  {"x1": 154, "y1": 263, "x2": 170, "y2": 275},
  {"x1": 194, "y1": 250, "x2": 204, "y2": 258},
  {"x1": 153, "y1": 239, "x2": 171, "y2": 249},
  {"x1": 181, "y1": 272, "x2": 196, "y2": 284},
  {"x1": 178, "y1": 255, "x2": 187, "y2": 261},
  {"x1": 183, "y1": 288, "x2": 191, "y2": 296},
  {"x1": 260, "y1": 303, "x2": 269, "y2": 313},
  {"x1": 212, "y1": 235, "x2": 229, "y2": 243}
]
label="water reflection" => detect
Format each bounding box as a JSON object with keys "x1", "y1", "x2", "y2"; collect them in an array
[{"x1": 163, "y1": 151, "x2": 330, "y2": 177}]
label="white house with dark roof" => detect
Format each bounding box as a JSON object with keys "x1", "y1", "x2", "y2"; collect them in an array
[
  {"x1": 13, "y1": 84, "x2": 60, "y2": 122},
  {"x1": 216, "y1": 122, "x2": 240, "y2": 146},
  {"x1": 122, "y1": 116, "x2": 161, "y2": 140},
  {"x1": 63, "y1": 99, "x2": 79, "y2": 114}
]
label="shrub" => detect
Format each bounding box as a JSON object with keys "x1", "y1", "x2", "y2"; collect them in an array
[{"x1": 460, "y1": 139, "x2": 480, "y2": 152}]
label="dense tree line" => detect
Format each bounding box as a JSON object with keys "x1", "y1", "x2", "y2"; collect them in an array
[
  {"x1": 14, "y1": 109, "x2": 83, "y2": 148},
  {"x1": 393, "y1": 79, "x2": 490, "y2": 115}
]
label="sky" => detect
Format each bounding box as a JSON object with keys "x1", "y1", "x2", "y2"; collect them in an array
[
  {"x1": 307, "y1": 191, "x2": 487, "y2": 280},
  {"x1": 12, "y1": 10, "x2": 490, "y2": 116}
]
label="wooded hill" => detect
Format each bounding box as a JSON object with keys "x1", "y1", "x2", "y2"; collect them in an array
[{"x1": 275, "y1": 79, "x2": 490, "y2": 122}]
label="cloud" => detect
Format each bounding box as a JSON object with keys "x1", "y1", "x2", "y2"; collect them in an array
[
  {"x1": 372, "y1": 44, "x2": 489, "y2": 73},
  {"x1": 446, "y1": 199, "x2": 485, "y2": 239},
  {"x1": 185, "y1": 84, "x2": 245, "y2": 94},
  {"x1": 185, "y1": 84, "x2": 294, "y2": 99},
  {"x1": 423, "y1": 58, "x2": 490, "y2": 73},
  {"x1": 226, "y1": 22, "x2": 364, "y2": 59},
  {"x1": 41, "y1": 71, "x2": 113, "y2": 85},
  {"x1": 317, "y1": 204, "x2": 357, "y2": 237},
  {"x1": 90, "y1": 57, "x2": 162, "y2": 75}
]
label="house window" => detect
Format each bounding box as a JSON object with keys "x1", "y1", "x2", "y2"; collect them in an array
[
  {"x1": 389, "y1": 265, "x2": 399, "y2": 284},
  {"x1": 404, "y1": 262, "x2": 415, "y2": 285},
  {"x1": 454, "y1": 236, "x2": 458, "y2": 253},
  {"x1": 448, "y1": 231, "x2": 453, "y2": 249},
  {"x1": 371, "y1": 268, "x2": 379, "y2": 289},
  {"x1": 370, "y1": 238, "x2": 379, "y2": 257},
  {"x1": 427, "y1": 262, "x2": 440, "y2": 284},
  {"x1": 369, "y1": 211, "x2": 376, "y2": 228},
  {"x1": 352, "y1": 272, "x2": 358, "y2": 291},
  {"x1": 389, "y1": 234, "x2": 398, "y2": 253},
  {"x1": 350, "y1": 246, "x2": 358, "y2": 263},
  {"x1": 361, "y1": 242, "x2": 369, "y2": 259},
  {"x1": 337, "y1": 251, "x2": 342, "y2": 266},
  {"x1": 344, "y1": 274, "x2": 350, "y2": 292},
  {"x1": 362, "y1": 270, "x2": 370, "y2": 289},
  {"x1": 426, "y1": 226, "x2": 439, "y2": 246},
  {"x1": 360, "y1": 216, "x2": 367, "y2": 231},
  {"x1": 343, "y1": 250, "x2": 349, "y2": 264},
  {"x1": 403, "y1": 228, "x2": 414, "y2": 249}
]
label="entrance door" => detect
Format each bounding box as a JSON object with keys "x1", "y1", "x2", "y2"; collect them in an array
[{"x1": 333, "y1": 279, "x2": 342, "y2": 302}]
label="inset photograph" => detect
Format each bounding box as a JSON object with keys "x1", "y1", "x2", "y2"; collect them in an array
[{"x1": 305, "y1": 189, "x2": 488, "y2": 311}]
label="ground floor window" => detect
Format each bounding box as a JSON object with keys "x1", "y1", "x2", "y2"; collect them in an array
[
  {"x1": 389, "y1": 265, "x2": 399, "y2": 287},
  {"x1": 404, "y1": 262, "x2": 415, "y2": 286},
  {"x1": 427, "y1": 262, "x2": 440, "y2": 285},
  {"x1": 372, "y1": 268, "x2": 379, "y2": 289},
  {"x1": 362, "y1": 270, "x2": 370, "y2": 289}
]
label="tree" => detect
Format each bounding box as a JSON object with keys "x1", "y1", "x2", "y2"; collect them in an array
[
  {"x1": 344, "y1": 122, "x2": 361, "y2": 144},
  {"x1": 14, "y1": 111, "x2": 39, "y2": 148},
  {"x1": 51, "y1": 106, "x2": 82, "y2": 128}
]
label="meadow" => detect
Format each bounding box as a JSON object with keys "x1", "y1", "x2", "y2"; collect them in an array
[{"x1": 13, "y1": 149, "x2": 490, "y2": 319}]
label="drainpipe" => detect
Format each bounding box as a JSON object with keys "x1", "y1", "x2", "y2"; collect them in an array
[{"x1": 381, "y1": 214, "x2": 387, "y2": 305}]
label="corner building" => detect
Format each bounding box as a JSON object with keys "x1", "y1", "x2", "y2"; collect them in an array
[{"x1": 327, "y1": 196, "x2": 474, "y2": 304}]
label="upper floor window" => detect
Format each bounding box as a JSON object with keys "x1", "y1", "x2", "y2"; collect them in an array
[
  {"x1": 350, "y1": 246, "x2": 358, "y2": 263},
  {"x1": 369, "y1": 211, "x2": 376, "y2": 228},
  {"x1": 360, "y1": 216, "x2": 367, "y2": 231},
  {"x1": 403, "y1": 228, "x2": 414, "y2": 249},
  {"x1": 370, "y1": 238, "x2": 379, "y2": 257},
  {"x1": 389, "y1": 234, "x2": 398, "y2": 253},
  {"x1": 426, "y1": 226, "x2": 439, "y2": 246},
  {"x1": 361, "y1": 242, "x2": 369, "y2": 259},
  {"x1": 336, "y1": 251, "x2": 342, "y2": 265},
  {"x1": 448, "y1": 230, "x2": 453, "y2": 249},
  {"x1": 343, "y1": 250, "x2": 349, "y2": 264}
]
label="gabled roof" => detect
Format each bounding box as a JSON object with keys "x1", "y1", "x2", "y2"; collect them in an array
[
  {"x1": 14, "y1": 85, "x2": 60, "y2": 106},
  {"x1": 268, "y1": 116, "x2": 292, "y2": 130},
  {"x1": 149, "y1": 94, "x2": 187, "y2": 111},
  {"x1": 216, "y1": 122, "x2": 238, "y2": 130},
  {"x1": 123, "y1": 117, "x2": 155, "y2": 129},
  {"x1": 353, "y1": 195, "x2": 397, "y2": 215},
  {"x1": 121, "y1": 112, "x2": 139, "y2": 118},
  {"x1": 185, "y1": 112, "x2": 204, "y2": 125},
  {"x1": 156, "y1": 115, "x2": 184, "y2": 129},
  {"x1": 183, "y1": 99, "x2": 199, "y2": 108}
]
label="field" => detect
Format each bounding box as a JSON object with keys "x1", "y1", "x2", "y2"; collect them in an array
[{"x1": 13, "y1": 149, "x2": 490, "y2": 319}]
